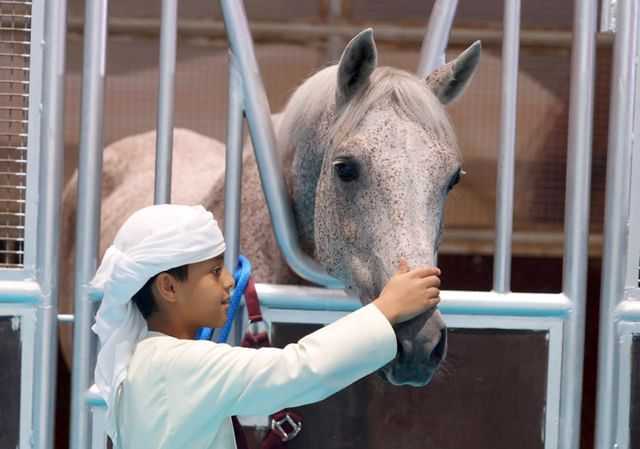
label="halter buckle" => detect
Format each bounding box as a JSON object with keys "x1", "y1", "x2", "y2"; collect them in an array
[{"x1": 270, "y1": 412, "x2": 302, "y2": 442}]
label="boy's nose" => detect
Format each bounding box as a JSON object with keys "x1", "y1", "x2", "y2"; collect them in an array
[{"x1": 224, "y1": 271, "x2": 235, "y2": 291}]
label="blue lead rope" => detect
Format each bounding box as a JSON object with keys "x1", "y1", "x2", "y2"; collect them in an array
[{"x1": 195, "y1": 255, "x2": 252, "y2": 343}]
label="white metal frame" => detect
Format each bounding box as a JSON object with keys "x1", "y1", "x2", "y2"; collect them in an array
[
  {"x1": 614, "y1": 321, "x2": 640, "y2": 449},
  {"x1": 253, "y1": 305, "x2": 565, "y2": 449},
  {"x1": 594, "y1": 1, "x2": 640, "y2": 448},
  {"x1": 0, "y1": 0, "x2": 46, "y2": 280},
  {"x1": 64, "y1": 3, "x2": 597, "y2": 449},
  {"x1": 19, "y1": 0, "x2": 45, "y2": 278}
]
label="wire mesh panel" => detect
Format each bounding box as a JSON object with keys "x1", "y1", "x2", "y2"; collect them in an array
[{"x1": 0, "y1": 0, "x2": 30, "y2": 269}]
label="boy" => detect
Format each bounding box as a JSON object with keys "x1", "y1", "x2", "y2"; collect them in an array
[{"x1": 91, "y1": 204, "x2": 442, "y2": 449}]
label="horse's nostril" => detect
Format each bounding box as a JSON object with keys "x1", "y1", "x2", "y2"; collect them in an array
[
  {"x1": 396, "y1": 339, "x2": 412, "y2": 363},
  {"x1": 431, "y1": 328, "x2": 447, "y2": 363}
]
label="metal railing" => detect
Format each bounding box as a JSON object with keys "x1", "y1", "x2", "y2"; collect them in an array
[
  {"x1": 6, "y1": 0, "x2": 636, "y2": 448},
  {"x1": 57, "y1": 2, "x2": 600, "y2": 449},
  {"x1": 594, "y1": 0, "x2": 640, "y2": 448},
  {"x1": 0, "y1": 2, "x2": 64, "y2": 449}
]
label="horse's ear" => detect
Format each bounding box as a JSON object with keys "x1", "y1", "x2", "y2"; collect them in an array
[
  {"x1": 425, "y1": 40, "x2": 481, "y2": 105},
  {"x1": 336, "y1": 28, "x2": 378, "y2": 107}
]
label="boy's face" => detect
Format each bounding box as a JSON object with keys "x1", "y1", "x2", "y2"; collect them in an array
[{"x1": 174, "y1": 255, "x2": 235, "y2": 331}]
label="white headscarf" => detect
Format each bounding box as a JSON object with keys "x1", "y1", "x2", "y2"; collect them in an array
[{"x1": 90, "y1": 204, "x2": 226, "y2": 441}]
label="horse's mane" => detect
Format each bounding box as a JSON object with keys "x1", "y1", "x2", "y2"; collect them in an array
[{"x1": 278, "y1": 64, "x2": 459, "y2": 154}]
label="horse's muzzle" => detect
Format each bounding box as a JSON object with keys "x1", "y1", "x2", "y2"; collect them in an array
[{"x1": 380, "y1": 327, "x2": 447, "y2": 387}]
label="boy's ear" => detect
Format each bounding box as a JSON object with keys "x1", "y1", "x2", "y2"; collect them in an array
[{"x1": 153, "y1": 273, "x2": 179, "y2": 305}]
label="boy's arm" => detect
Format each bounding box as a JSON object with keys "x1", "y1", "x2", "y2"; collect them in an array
[{"x1": 166, "y1": 303, "x2": 396, "y2": 417}]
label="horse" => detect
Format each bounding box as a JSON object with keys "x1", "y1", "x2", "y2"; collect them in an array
[{"x1": 59, "y1": 29, "x2": 480, "y2": 387}]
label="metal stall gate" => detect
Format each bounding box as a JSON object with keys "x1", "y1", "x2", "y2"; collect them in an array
[
  {"x1": 0, "y1": 0, "x2": 67, "y2": 449},
  {"x1": 0, "y1": 1, "x2": 615, "y2": 449},
  {"x1": 58, "y1": 0, "x2": 599, "y2": 449},
  {"x1": 64, "y1": 1, "x2": 598, "y2": 449},
  {"x1": 216, "y1": 2, "x2": 596, "y2": 449},
  {"x1": 595, "y1": 1, "x2": 640, "y2": 449}
]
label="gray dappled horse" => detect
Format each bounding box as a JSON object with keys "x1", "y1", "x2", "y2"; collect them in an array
[{"x1": 60, "y1": 29, "x2": 480, "y2": 387}]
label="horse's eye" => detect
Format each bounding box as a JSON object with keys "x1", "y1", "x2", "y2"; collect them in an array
[
  {"x1": 447, "y1": 169, "x2": 463, "y2": 192},
  {"x1": 333, "y1": 158, "x2": 359, "y2": 182}
]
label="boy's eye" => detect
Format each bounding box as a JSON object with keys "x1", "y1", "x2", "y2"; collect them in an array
[{"x1": 211, "y1": 267, "x2": 223, "y2": 276}]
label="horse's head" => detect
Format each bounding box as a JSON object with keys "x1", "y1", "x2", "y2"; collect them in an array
[{"x1": 281, "y1": 29, "x2": 480, "y2": 386}]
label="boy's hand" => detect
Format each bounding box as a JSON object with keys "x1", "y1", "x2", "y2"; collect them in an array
[{"x1": 373, "y1": 259, "x2": 441, "y2": 325}]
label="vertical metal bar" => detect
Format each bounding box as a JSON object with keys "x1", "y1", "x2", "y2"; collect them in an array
[
  {"x1": 600, "y1": 0, "x2": 618, "y2": 32},
  {"x1": 154, "y1": 0, "x2": 178, "y2": 205},
  {"x1": 559, "y1": 1, "x2": 597, "y2": 448},
  {"x1": 218, "y1": 0, "x2": 341, "y2": 288},
  {"x1": 70, "y1": 2, "x2": 109, "y2": 449},
  {"x1": 626, "y1": 11, "x2": 640, "y2": 289},
  {"x1": 223, "y1": 53, "x2": 244, "y2": 275},
  {"x1": 595, "y1": 0, "x2": 636, "y2": 448},
  {"x1": 90, "y1": 408, "x2": 107, "y2": 449},
  {"x1": 493, "y1": 0, "x2": 520, "y2": 293},
  {"x1": 417, "y1": 0, "x2": 458, "y2": 77},
  {"x1": 23, "y1": 0, "x2": 46, "y2": 275},
  {"x1": 32, "y1": 1, "x2": 68, "y2": 448},
  {"x1": 223, "y1": 53, "x2": 244, "y2": 346}
]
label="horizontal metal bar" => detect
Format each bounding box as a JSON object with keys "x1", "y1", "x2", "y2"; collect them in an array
[
  {"x1": 0, "y1": 250, "x2": 24, "y2": 255},
  {"x1": 0, "y1": 146, "x2": 27, "y2": 150},
  {"x1": 58, "y1": 314, "x2": 74, "y2": 323},
  {"x1": 66, "y1": 17, "x2": 616, "y2": 49},
  {"x1": 0, "y1": 66, "x2": 29, "y2": 71},
  {"x1": 0, "y1": 118, "x2": 28, "y2": 124},
  {"x1": 0, "y1": 185, "x2": 25, "y2": 189},
  {"x1": 0, "y1": 93, "x2": 28, "y2": 99},
  {"x1": 0, "y1": 52, "x2": 29, "y2": 58},
  {"x1": 0, "y1": 171, "x2": 26, "y2": 176},
  {"x1": 0, "y1": 132, "x2": 28, "y2": 138},
  {"x1": 256, "y1": 285, "x2": 571, "y2": 317},
  {"x1": 0, "y1": 80, "x2": 29, "y2": 85},
  {"x1": 0, "y1": 13, "x2": 31, "y2": 20},
  {"x1": 0, "y1": 40, "x2": 30, "y2": 47},
  {"x1": 444, "y1": 228, "x2": 603, "y2": 244},
  {"x1": 0, "y1": 212, "x2": 25, "y2": 216},
  {"x1": 440, "y1": 291, "x2": 571, "y2": 316},
  {"x1": 0, "y1": 224, "x2": 24, "y2": 229},
  {"x1": 0, "y1": 280, "x2": 40, "y2": 302},
  {"x1": 0, "y1": 27, "x2": 31, "y2": 32},
  {"x1": 0, "y1": 1, "x2": 33, "y2": 5},
  {"x1": 88, "y1": 281, "x2": 573, "y2": 318},
  {"x1": 255, "y1": 284, "x2": 361, "y2": 311},
  {"x1": 0, "y1": 107, "x2": 28, "y2": 112},
  {"x1": 0, "y1": 158, "x2": 26, "y2": 163}
]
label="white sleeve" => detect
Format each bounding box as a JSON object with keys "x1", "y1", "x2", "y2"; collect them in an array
[{"x1": 165, "y1": 303, "x2": 397, "y2": 418}]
